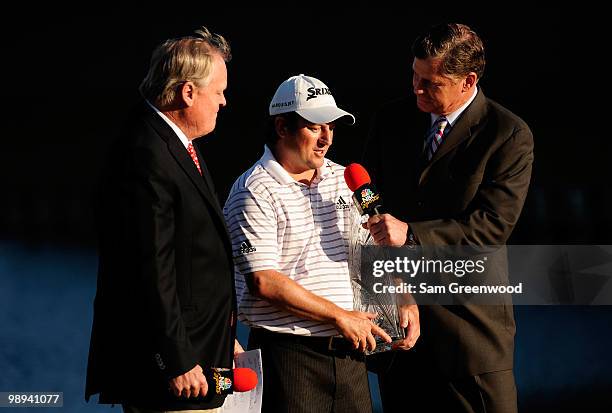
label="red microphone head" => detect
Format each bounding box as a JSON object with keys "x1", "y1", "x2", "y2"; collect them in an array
[
  {"x1": 233, "y1": 367, "x2": 258, "y2": 392},
  {"x1": 344, "y1": 163, "x2": 371, "y2": 192}
]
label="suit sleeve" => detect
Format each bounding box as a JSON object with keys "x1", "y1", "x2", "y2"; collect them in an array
[
  {"x1": 128, "y1": 146, "x2": 196, "y2": 379},
  {"x1": 410, "y1": 126, "x2": 534, "y2": 246}
]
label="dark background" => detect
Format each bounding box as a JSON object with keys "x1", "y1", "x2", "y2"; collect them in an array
[
  {"x1": 1, "y1": 5, "x2": 610, "y2": 412},
  {"x1": 2, "y1": 6, "x2": 609, "y2": 245}
]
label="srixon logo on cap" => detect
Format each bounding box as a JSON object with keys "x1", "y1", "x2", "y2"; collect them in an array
[{"x1": 306, "y1": 87, "x2": 332, "y2": 100}]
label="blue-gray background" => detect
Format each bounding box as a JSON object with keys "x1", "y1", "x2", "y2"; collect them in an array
[{"x1": 1, "y1": 4, "x2": 610, "y2": 413}]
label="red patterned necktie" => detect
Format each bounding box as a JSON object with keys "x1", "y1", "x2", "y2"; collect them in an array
[
  {"x1": 187, "y1": 142, "x2": 202, "y2": 175},
  {"x1": 426, "y1": 116, "x2": 449, "y2": 161}
]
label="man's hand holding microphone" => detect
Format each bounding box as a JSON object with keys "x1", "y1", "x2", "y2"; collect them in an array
[{"x1": 169, "y1": 339, "x2": 257, "y2": 399}]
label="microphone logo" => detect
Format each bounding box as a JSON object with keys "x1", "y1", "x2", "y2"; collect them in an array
[
  {"x1": 344, "y1": 163, "x2": 383, "y2": 216},
  {"x1": 212, "y1": 370, "x2": 233, "y2": 394},
  {"x1": 358, "y1": 188, "x2": 381, "y2": 213}
]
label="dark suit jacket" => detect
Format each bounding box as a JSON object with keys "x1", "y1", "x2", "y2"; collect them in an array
[
  {"x1": 86, "y1": 102, "x2": 237, "y2": 410},
  {"x1": 364, "y1": 89, "x2": 533, "y2": 377}
]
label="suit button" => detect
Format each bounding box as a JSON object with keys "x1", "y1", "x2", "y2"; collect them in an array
[
  {"x1": 417, "y1": 201, "x2": 424, "y2": 207},
  {"x1": 154, "y1": 353, "x2": 166, "y2": 370}
]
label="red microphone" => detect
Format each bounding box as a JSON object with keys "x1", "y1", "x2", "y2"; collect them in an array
[
  {"x1": 204, "y1": 367, "x2": 258, "y2": 395},
  {"x1": 344, "y1": 163, "x2": 384, "y2": 216}
]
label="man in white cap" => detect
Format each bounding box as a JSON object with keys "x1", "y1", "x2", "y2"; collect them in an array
[{"x1": 223, "y1": 75, "x2": 409, "y2": 412}]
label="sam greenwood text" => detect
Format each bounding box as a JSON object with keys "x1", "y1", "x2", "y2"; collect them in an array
[{"x1": 372, "y1": 282, "x2": 523, "y2": 295}]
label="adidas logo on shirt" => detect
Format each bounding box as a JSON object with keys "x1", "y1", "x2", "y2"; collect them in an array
[
  {"x1": 336, "y1": 196, "x2": 349, "y2": 210},
  {"x1": 239, "y1": 240, "x2": 256, "y2": 254}
]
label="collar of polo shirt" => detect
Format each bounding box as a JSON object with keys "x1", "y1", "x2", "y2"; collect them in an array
[{"x1": 261, "y1": 145, "x2": 331, "y2": 186}]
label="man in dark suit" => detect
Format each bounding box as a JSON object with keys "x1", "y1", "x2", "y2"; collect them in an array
[
  {"x1": 86, "y1": 27, "x2": 239, "y2": 412},
  {"x1": 363, "y1": 23, "x2": 533, "y2": 413}
]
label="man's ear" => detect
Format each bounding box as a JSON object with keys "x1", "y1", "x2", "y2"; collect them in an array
[
  {"x1": 180, "y1": 81, "x2": 197, "y2": 107},
  {"x1": 463, "y1": 72, "x2": 478, "y2": 92},
  {"x1": 275, "y1": 116, "x2": 288, "y2": 139}
]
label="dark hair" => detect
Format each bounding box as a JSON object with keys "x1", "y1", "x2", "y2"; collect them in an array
[
  {"x1": 265, "y1": 112, "x2": 303, "y2": 148},
  {"x1": 412, "y1": 23, "x2": 485, "y2": 79}
]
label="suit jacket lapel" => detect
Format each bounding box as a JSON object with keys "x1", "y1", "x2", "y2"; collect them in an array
[
  {"x1": 419, "y1": 89, "x2": 487, "y2": 185},
  {"x1": 142, "y1": 103, "x2": 228, "y2": 227},
  {"x1": 193, "y1": 143, "x2": 227, "y2": 221},
  {"x1": 415, "y1": 111, "x2": 434, "y2": 173},
  {"x1": 194, "y1": 144, "x2": 217, "y2": 196}
]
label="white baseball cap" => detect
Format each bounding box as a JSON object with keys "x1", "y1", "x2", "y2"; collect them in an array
[{"x1": 269, "y1": 74, "x2": 355, "y2": 125}]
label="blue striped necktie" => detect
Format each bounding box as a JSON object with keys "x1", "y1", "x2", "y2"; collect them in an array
[{"x1": 426, "y1": 116, "x2": 449, "y2": 161}]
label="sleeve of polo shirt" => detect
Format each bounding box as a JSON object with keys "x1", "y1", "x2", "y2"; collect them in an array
[{"x1": 223, "y1": 187, "x2": 279, "y2": 275}]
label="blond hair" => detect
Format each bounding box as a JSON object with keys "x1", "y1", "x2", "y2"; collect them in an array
[{"x1": 139, "y1": 26, "x2": 231, "y2": 106}]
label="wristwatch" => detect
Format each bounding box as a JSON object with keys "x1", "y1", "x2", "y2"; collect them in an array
[{"x1": 405, "y1": 226, "x2": 417, "y2": 248}]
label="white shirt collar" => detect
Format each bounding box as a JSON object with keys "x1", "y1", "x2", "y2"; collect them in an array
[
  {"x1": 260, "y1": 145, "x2": 331, "y2": 186},
  {"x1": 430, "y1": 86, "x2": 478, "y2": 127},
  {"x1": 146, "y1": 100, "x2": 190, "y2": 149}
]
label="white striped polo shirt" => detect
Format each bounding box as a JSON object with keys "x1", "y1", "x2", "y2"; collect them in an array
[{"x1": 223, "y1": 145, "x2": 356, "y2": 336}]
